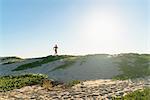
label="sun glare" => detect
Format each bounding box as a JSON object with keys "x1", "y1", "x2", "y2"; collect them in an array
[{"x1": 79, "y1": 10, "x2": 122, "y2": 46}]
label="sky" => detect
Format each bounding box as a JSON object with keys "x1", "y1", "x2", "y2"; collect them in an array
[{"x1": 0, "y1": 0, "x2": 149, "y2": 58}]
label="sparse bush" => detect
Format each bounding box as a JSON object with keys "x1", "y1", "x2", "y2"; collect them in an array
[
  {"x1": 42, "y1": 79, "x2": 53, "y2": 90},
  {"x1": 67, "y1": 80, "x2": 81, "y2": 87}
]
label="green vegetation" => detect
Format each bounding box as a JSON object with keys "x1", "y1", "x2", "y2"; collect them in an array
[
  {"x1": 1, "y1": 56, "x2": 22, "y2": 61},
  {"x1": 113, "y1": 88, "x2": 150, "y2": 100},
  {"x1": 1, "y1": 56, "x2": 23, "y2": 65},
  {"x1": 42, "y1": 79, "x2": 53, "y2": 90},
  {"x1": 50, "y1": 57, "x2": 78, "y2": 72},
  {"x1": 12, "y1": 55, "x2": 73, "y2": 71},
  {"x1": 79, "y1": 56, "x2": 87, "y2": 65},
  {"x1": 12, "y1": 61, "x2": 42, "y2": 71},
  {"x1": 2, "y1": 61, "x2": 17, "y2": 65},
  {"x1": 0, "y1": 74, "x2": 47, "y2": 92},
  {"x1": 66, "y1": 80, "x2": 81, "y2": 87},
  {"x1": 114, "y1": 53, "x2": 150, "y2": 80}
]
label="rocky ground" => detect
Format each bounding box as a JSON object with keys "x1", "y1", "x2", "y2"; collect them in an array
[{"x1": 0, "y1": 78, "x2": 150, "y2": 100}]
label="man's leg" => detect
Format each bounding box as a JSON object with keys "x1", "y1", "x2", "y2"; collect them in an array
[{"x1": 55, "y1": 49, "x2": 57, "y2": 55}]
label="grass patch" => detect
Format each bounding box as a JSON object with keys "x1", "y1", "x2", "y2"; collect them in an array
[
  {"x1": 66, "y1": 80, "x2": 81, "y2": 87},
  {"x1": 0, "y1": 74, "x2": 47, "y2": 92},
  {"x1": 42, "y1": 79, "x2": 55, "y2": 90},
  {"x1": 1, "y1": 56, "x2": 23, "y2": 65},
  {"x1": 113, "y1": 54, "x2": 150, "y2": 80},
  {"x1": 50, "y1": 57, "x2": 78, "y2": 72},
  {"x1": 1, "y1": 56, "x2": 22, "y2": 61},
  {"x1": 12, "y1": 61, "x2": 42, "y2": 71},
  {"x1": 2, "y1": 61, "x2": 17, "y2": 65},
  {"x1": 12, "y1": 55, "x2": 73, "y2": 71},
  {"x1": 113, "y1": 88, "x2": 150, "y2": 100}
]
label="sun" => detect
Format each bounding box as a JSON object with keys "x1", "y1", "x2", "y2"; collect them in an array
[{"x1": 79, "y1": 10, "x2": 121, "y2": 44}]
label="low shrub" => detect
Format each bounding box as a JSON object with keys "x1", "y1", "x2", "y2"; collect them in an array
[
  {"x1": 42, "y1": 79, "x2": 53, "y2": 90},
  {"x1": 0, "y1": 74, "x2": 47, "y2": 92},
  {"x1": 67, "y1": 80, "x2": 81, "y2": 87},
  {"x1": 113, "y1": 88, "x2": 150, "y2": 100}
]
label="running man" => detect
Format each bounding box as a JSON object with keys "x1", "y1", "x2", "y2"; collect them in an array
[{"x1": 53, "y1": 44, "x2": 58, "y2": 55}]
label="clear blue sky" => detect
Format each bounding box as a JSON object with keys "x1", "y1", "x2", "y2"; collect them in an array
[{"x1": 0, "y1": 0, "x2": 149, "y2": 58}]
